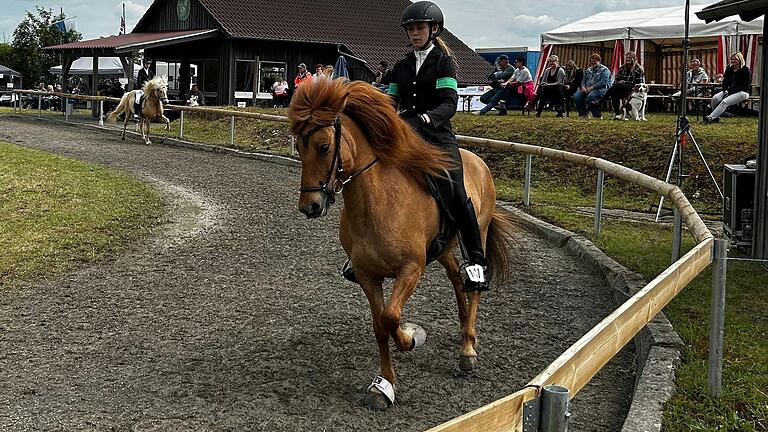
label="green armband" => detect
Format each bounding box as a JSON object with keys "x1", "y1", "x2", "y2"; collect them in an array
[{"x1": 435, "y1": 77, "x2": 458, "y2": 90}]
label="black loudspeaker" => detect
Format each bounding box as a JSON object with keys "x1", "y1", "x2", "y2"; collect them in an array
[{"x1": 723, "y1": 164, "x2": 756, "y2": 248}]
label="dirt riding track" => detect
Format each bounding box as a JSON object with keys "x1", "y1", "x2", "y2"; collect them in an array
[{"x1": 0, "y1": 117, "x2": 634, "y2": 431}]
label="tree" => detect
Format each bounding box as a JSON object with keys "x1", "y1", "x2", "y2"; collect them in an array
[
  {"x1": 0, "y1": 43, "x2": 13, "y2": 67},
  {"x1": 11, "y1": 7, "x2": 82, "y2": 87}
]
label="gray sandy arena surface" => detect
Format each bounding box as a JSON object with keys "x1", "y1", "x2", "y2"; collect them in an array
[{"x1": 0, "y1": 117, "x2": 634, "y2": 431}]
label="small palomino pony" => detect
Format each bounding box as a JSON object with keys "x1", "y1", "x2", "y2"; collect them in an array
[
  {"x1": 288, "y1": 79, "x2": 516, "y2": 410},
  {"x1": 107, "y1": 76, "x2": 171, "y2": 145}
]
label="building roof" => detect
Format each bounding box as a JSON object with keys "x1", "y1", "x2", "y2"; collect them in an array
[
  {"x1": 135, "y1": 0, "x2": 489, "y2": 84},
  {"x1": 0, "y1": 64, "x2": 21, "y2": 76},
  {"x1": 543, "y1": 4, "x2": 763, "y2": 45},
  {"x1": 697, "y1": 0, "x2": 768, "y2": 23},
  {"x1": 44, "y1": 29, "x2": 218, "y2": 53}
]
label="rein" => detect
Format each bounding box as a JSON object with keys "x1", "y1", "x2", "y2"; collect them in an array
[{"x1": 298, "y1": 117, "x2": 379, "y2": 201}]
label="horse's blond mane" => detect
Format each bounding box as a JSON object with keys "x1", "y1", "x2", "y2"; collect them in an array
[
  {"x1": 287, "y1": 79, "x2": 452, "y2": 179},
  {"x1": 142, "y1": 75, "x2": 168, "y2": 94}
]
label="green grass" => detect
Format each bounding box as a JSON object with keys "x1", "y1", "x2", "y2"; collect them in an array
[{"x1": 0, "y1": 141, "x2": 164, "y2": 287}]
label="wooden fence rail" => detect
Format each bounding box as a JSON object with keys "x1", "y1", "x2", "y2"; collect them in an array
[{"x1": 7, "y1": 90, "x2": 715, "y2": 431}]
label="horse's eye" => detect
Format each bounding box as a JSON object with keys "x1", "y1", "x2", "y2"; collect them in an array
[{"x1": 319, "y1": 144, "x2": 330, "y2": 155}]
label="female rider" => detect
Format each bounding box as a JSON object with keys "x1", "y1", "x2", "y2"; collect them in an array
[{"x1": 386, "y1": 1, "x2": 488, "y2": 292}]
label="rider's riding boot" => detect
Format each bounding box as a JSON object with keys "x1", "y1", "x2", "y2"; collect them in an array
[
  {"x1": 457, "y1": 198, "x2": 489, "y2": 292},
  {"x1": 342, "y1": 259, "x2": 358, "y2": 284}
]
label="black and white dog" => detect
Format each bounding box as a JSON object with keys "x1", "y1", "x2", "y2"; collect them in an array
[{"x1": 618, "y1": 83, "x2": 648, "y2": 121}]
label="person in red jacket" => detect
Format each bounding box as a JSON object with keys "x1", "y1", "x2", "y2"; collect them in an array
[{"x1": 294, "y1": 63, "x2": 313, "y2": 88}]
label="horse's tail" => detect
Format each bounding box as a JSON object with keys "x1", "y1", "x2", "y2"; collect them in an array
[
  {"x1": 486, "y1": 209, "x2": 518, "y2": 286},
  {"x1": 106, "y1": 93, "x2": 129, "y2": 124}
]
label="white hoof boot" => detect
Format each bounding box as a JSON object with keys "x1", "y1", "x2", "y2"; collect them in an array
[
  {"x1": 402, "y1": 323, "x2": 427, "y2": 349},
  {"x1": 366, "y1": 375, "x2": 395, "y2": 409}
]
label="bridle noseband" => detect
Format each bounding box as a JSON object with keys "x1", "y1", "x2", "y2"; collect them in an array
[{"x1": 298, "y1": 117, "x2": 378, "y2": 203}]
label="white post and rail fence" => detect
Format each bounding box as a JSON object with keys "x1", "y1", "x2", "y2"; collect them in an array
[{"x1": 3, "y1": 89, "x2": 729, "y2": 431}]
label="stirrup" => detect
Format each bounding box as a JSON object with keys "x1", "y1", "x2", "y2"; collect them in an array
[
  {"x1": 461, "y1": 263, "x2": 489, "y2": 292},
  {"x1": 341, "y1": 259, "x2": 358, "y2": 284}
]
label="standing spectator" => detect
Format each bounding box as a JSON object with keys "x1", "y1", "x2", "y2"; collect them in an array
[
  {"x1": 703, "y1": 51, "x2": 751, "y2": 124},
  {"x1": 294, "y1": 63, "x2": 313, "y2": 88},
  {"x1": 474, "y1": 54, "x2": 516, "y2": 116},
  {"x1": 574, "y1": 53, "x2": 611, "y2": 119},
  {"x1": 374, "y1": 61, "x2": 392, "y2": 89},
  {"x1": 271, "y1": 76, "x2": 290, "y2": 107},
  {"x1": 187, "y1": 83, "x2": 206, "y2": 106},
  {"x1": 499, "y1": 56, "x2": 534, "y2": 114},
  {"x1": 673, "y1": 59, "x2": 709, "y2": 97},
  {"x1": 137, "y1": 59, "x2": 154, "y2": 90},
  {"x1": 606, "y1": 51, "x2": 644, "y2": 119},
  {"x1": 531, "y1": 55, "x2": 566, "y2": 117},
  {"x1": 313, "y1": 64, "x2": 325, "y2": 80}
]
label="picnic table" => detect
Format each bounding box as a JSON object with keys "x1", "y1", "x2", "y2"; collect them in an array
[{"x1": 456, "y1": 86, "x2": 492, "y2": 112}]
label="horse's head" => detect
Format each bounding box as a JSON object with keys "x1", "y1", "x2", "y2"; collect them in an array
[
  {"x1": 288, "y1": 80, "x2": 352, "y2": 219},
  {"x1": 144, "y1": 75, "x2": 169, "y2": 104}
]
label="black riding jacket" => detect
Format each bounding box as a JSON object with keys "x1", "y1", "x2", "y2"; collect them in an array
[{"x1": 388, "y1": 47, "x2": 459, "y2": 146}]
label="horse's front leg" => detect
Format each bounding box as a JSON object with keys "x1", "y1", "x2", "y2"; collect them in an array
[
  {"x1": 383, "y1": 261, "x2": 426, "y2": 353},
  {"x1": 358, "y1": 274, "x2": 394, "y2": 410},
  {"x1": 438, "y1": 252, "x2": 477, "y2": 371},
  {"x1": 162, "y1": 115, "x2": 171, "y2": 131}
]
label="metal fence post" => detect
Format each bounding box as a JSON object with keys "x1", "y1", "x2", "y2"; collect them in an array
[
  {"x1": 594, "y1": 169, "x2": 605, "y2": 237},
  {"x1": 523, "y1": 155, "x2": 532, "y2": 207},
  {"x1": 99, "y1": 100, "x2": 104, "y2": 126},
  {"x1": 64, "y1": 97, "x2": 69, "y2": 122},
  {"x1": 541, "y1": 385, "x2": 570, "y2": 432},
  {"x1": 179, "y1": 110, "x2": 185, "y2": 139},
  {"x1": 672, "y1": 207, "x2": 683, "y2": 262},
  {"x1": 708, "y1": 237, "x2": 729, "y2": 398},
  {"x1": 38, "y1": 94, "x2": 42, "y2": 118},
  {"x1": 290, "y1": 135, "x2": 296, "y2": 156},
  {"x1": 230, "y1": 115, "x2": 235, "y2": 145}
]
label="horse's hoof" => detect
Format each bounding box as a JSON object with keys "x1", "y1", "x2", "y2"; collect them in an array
[
  {"x1": 459, "y1": 355, "x2": 477, "y2": 371},
  {"x1": 366, "y1": 389, "x2": 391, "y2": 411},
  {"x1": 402, "y1": 323, "x2": 426, "y2": 350}
]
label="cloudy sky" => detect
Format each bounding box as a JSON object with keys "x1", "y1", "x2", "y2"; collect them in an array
[{"x1": 0, "y1": 0, "x2": 713, "y2": 49}]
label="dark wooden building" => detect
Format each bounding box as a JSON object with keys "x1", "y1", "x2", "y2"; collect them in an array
[{"x1": 47, "y1": 0, "x2": 490, "y2": 106}]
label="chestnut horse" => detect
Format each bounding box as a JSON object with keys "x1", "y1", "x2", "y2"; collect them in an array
[{"x1": 288, "y1": 79, "x2": 515, "y2": 410}]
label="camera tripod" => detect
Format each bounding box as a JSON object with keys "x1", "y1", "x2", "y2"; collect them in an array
[{"x1": 654, "y1": 0, "x2": 723, "y2": 223}]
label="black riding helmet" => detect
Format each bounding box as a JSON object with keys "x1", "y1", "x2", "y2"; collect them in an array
[{"x1": 401, "y1": 1, "x2": 444, "y2": 48}]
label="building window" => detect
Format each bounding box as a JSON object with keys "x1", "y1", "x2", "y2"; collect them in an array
[
  {"x1": 258, "y1": 61, "x2": 286, "y2": 94},
  {"x1": 235, "y1": 60, "x2": 256, "y2": 93}
]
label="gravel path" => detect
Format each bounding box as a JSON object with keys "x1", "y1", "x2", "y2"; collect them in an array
[{"x1": 0, "y1": 116, "x2": 634, "y2": 432}]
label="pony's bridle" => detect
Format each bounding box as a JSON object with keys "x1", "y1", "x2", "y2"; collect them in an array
[{"x1": 298, "y1": 117, "x2": 378, "y2": 203}]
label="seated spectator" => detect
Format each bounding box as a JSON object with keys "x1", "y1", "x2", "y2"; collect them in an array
[
  {"x1": 703, "y1": 51, "x2": 751, "y2": 124},
  {"x1": 187, "y1": 83, "x2": 206, "y2": 106},
  {"x1": 672, "y1": 59, "x2": 709, "y2": 97},
  {"x1": 574, "y1": 53, "x2": 611, "y2": 118},
  {"x1": 474, "y1": 54, "x2": 516, "y2": 116},
  {"x1": 563, "y1": 60, "x2": 583, "y2": 100},
  {"x1": 501, "y1": 56, "x2": 534, "y2": 114},
  {"x1": 373, "y1": 61, "x2": 392, "y2": 91},
  {"x1": 606, "y1": 51, "x2": 644, "y2": 119},
  {"x1": 271, "y1": 76, "x2": 290, "y2": 107},
  {"x1": 531, "y1": 55, "x2": 566, "y2": 117}
]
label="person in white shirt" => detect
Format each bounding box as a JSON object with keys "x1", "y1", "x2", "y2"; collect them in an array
[{"x1": 497, "y1": 56, "x2": 533, "y2": 114}]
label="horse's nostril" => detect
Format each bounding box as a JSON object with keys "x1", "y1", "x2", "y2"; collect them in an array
[{"x1": 308, "y1": 202, "x2": 321, "y2": 215}]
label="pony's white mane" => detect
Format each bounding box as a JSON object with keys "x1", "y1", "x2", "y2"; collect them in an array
[{"x1": 143, "y1": 75, "x2": 168, "y2": 93}]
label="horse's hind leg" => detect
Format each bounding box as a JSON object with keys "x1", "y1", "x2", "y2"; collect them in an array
[
  {"x1": 438, "y1": 252, "x2": 478, "y2": 371},
  {"x1": 121, "y1": 116, "x2": 128, "y2": 140}
]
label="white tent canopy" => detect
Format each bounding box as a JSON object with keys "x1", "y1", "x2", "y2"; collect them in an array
[
  {"x1": 542, "y1": 4, "x2": 764, "y2": 45},
  {"x1": 49, "y1": 57, "x2": 140, "y2": 77}
]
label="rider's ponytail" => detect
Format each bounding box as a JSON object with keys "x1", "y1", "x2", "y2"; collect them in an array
[{"x1": 434, "y1": 37, "x2": 452, "y2": 57}]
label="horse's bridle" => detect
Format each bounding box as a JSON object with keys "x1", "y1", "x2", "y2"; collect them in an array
[{"x1": 298, "y1": 117, "x2": 378, "y2": 203}]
